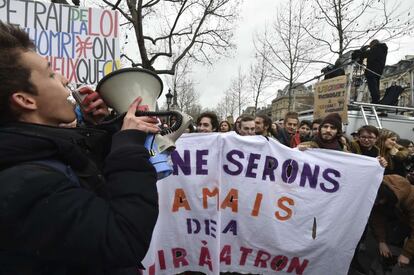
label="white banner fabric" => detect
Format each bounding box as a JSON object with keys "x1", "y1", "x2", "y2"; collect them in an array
[{"x1": 142, "y1": 132, "x2": 383, "y2": 275}]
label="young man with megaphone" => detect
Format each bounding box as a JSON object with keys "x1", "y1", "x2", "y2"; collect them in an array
[{"x1": 0, "y1": 22, "x2": 160, "y2": 275}]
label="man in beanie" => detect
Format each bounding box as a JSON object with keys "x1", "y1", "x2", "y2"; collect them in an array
[{"x1": 298, "y1": 113, "x2": 346, "y2": 151}]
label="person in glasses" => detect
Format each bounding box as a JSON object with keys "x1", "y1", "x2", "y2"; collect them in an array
[{"x1": 349, "y1": 125, "x2": 387, "y2": 167}]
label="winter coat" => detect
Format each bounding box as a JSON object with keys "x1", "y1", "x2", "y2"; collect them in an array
[
  {"x1": 275, "y1": 128, "x2": 293, "y2": 148},
  {"x1": 0, "y1": 122, "x2": 158, "y2": 275},
  {"x1": 291, "y1": 132, "x2": 311, "y2": 148},
  {"x1": 371, "y1": 175, "x2": 414, "y2": 259},
  {"x1": 384, "y1": 148, "x2": 411, "y2": 177},
  {"x1": 349, "y1": 140, "x2": 380, "y2": 158},
  {"x1": 299, "y1": 137, "x2": 347, "y2": 152},
  {"x1": 363, "y1": 43, "x2": 388, "y2": 76}
]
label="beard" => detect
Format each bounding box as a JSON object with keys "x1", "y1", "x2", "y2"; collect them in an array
[{"x1": 321, "y1": 133, "x2": 334, "y2": 141}]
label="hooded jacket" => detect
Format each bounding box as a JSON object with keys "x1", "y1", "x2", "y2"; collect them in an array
[
  {"x1": 0, "y1": 122, "x2": 158, "y2": 274},
  {"x1": 371, "y1": 175, "x2": 414, "y2": 259}
]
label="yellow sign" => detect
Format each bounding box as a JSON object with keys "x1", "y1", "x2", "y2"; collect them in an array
[{"x1": 314, "y1": 75, "x2": 348, "y2": 123}]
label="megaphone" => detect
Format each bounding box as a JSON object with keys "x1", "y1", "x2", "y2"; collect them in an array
[{"x1": 96, "y1": 68, "x2": 192, "y2": 179}]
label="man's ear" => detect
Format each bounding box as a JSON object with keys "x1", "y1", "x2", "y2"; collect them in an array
[{"x1": 10, "y1": 92, "x2": 37, "y2": 111}]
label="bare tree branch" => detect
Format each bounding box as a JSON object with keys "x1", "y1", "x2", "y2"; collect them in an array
[
  {"x1": 102, "y1": 0, "x2": 133, "y2": 22},
  {"x1": 99, "y1": 0, "x2": 239, "y2": 75},
  {"x1": 307, "y1": 0, "x2": 414, "y2": 57},
  {"x1": 256, "y1": 0, "x2": 316, "y2": 111},
  {"x1": 120, "y1": 54, "x2": 141, "y2": 67}
]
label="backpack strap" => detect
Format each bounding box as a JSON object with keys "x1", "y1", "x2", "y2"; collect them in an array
[{"x1": 27, "y1": 159, "x2": 81, "y2": 186}]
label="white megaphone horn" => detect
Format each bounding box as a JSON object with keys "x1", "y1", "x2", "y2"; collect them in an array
[{"x1": 96, "y1": 68, "x2": 192, "y2": 179}]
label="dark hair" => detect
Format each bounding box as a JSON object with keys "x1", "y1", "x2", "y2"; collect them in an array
[
  {"x1": 255, "y1": 114, "x2": 272, "y2": 129},
  {"x1": 375, "y1": 184, "x2": 398, "y2": 207},
  {"x1": 284, "y1": 111, "x2": 299, "y2": 124},
  {"x1": 299, "y1": 120, "x2": 312, "y2": 128},
  {"x1": 398, "y1": 138, "x2": 413, "y2": 148},
  {"x1": 311, "y1": 118, "x2": 322, "y2": 127},
  {"x1": 240, "y1": 115, "x2": 254, "y2": 123},
  {"x1": 196, "y1": 111, "x2": 219, "y2": 132},
  {"x1": 187, "y1": 122, "x2": 197, "y2": 133},
  {"x1": 233, "y1": 115, "x2": 242, "y2": 133},
  {"x1": 370, "y1": 39, "x2": 380, "y2": 47},
  {"x1": 377, "y1": 129, "x2": 399, "y2": 169},
  {"x1": 0, "y1": 22, "x2": 37, "y2": 123},
  {"x1": 357, "y1": 125, "x2": 379, "y2": 137},
  {"x1": 219, "y1": 120, "x2": 232, "y2": 132}
]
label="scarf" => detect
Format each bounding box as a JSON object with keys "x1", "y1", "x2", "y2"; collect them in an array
[{"x1": 313, "y1": 135, "x2": 342, "y2": 151}]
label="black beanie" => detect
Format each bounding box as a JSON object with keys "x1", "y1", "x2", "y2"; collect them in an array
[{"x1": 320, "y1": 113, "x2": 342, "y2": 134}]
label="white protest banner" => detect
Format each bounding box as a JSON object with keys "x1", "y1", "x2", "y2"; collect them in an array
[
  {"x1": 0, "y1": 0, "x2": 120, "y2": 85},
  {"x1": 141, "y1": 133, "x2": 383, "y2": 275}
]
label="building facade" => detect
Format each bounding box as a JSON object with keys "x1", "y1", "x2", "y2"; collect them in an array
[
  {"x1": 380, "y1": 56, "x2": 414, "y2": 107},
  {"x1": 271, "y1": 84, "x2": 314, "y2": 121}
]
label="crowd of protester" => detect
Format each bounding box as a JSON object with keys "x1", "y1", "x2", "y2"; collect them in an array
[
  {"x1": 0, "y1": 21, "x2": 412, "y2": 275},
  {"x1": 179, "y1": 110, "x2": 414, "y2": 274}
]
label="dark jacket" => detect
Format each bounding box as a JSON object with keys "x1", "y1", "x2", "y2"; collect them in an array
[
  {"x1": 275, "y1": 128, "x2": 293, "y2": 147},
  {"x1": 384, "y1": 148, "x2": 411, "y2": 177},
  {"x1": 371, "y1": 175, "x2": 414, "y2": 259},
  {"x1": 291, "y1": 132, "x2": 311, "y2": 148},
  {"x1": 0, "y1": 122, "x2": 158, "y2": 275},
  {"x1": 349, "y1": 140, "x2": 380, "y2": 158},
  {"x1": 363, "y1": 43, "x2": 388, "y2": 76}
]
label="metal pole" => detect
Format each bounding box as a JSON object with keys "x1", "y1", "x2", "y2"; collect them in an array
[
  {"x1": 411, "y1": 70, "x2": 414, "y2": 107},
  {"x1": 167, "y1": 103, "x2": 170, "y2": 126},
  {"x1": 350, "y1": 101, "x2": 414, "y2": 112},
  {"x1": 371, "y1": 106, "x2": 383, "y2": 129},
  {"x1": 360, "y1": 106, "x2": 369, "y2": 125}
]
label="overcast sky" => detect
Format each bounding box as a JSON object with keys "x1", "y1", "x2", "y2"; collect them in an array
[
  {"x1": 190, "y1": 0, "x2": 278, "y2": 109},
  {"x1": 179, "y1": 0, "x2": 414, "y2": 110}
]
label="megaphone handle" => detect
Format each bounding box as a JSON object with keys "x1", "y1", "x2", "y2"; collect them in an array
[
  {"x1": 135, "y1": 110, "x2": 183, "y2": 136},
  {"x1": 144, "y1": 134, "x2": 156, "y2": 156}
]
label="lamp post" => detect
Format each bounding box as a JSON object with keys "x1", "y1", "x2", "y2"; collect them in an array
[
  {"x1": 165, "y1": 88, "x2": 173, "y2": 126},
  {"x1": 166, "y1": 88, "x2": 173, "y2": 111}
]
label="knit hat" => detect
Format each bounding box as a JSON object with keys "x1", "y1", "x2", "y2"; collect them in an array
[{"x1": 320, "y1": 113, "x2": 342, "y2": 134}]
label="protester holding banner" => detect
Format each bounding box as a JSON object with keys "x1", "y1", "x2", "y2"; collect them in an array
[
  {"x1": 253, "y1": 114, "x2": 273, "y2": 138},
  {"x1": 349, "y1": 125, "x2": 388, "y2": 167},
  {"x1": 377, "y1": 129, "x2": 410, "y2": 176},
  {"x1": 275, "y1": 111, "x2": 299, "y2": 147},
  {"x1": 0, "y1": 22, "x2": 159, "y2": 274},
  {"x1": 238, "y1": 115, "x2": 256, "y2": 136},
  {"x1": 197, "y1": 112, "x2": 219, "y2": 133},
  {"x1": 298, "y1": 113, "x2": 347, "y2": 151}
]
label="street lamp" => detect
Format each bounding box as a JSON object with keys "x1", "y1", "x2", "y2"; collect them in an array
[
  {"x1": 165, "y1": 88, "x2": 174, "y2": 126},
  {"x1": 166, "y1": 88, "x2": 173, "y2": 111}
]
